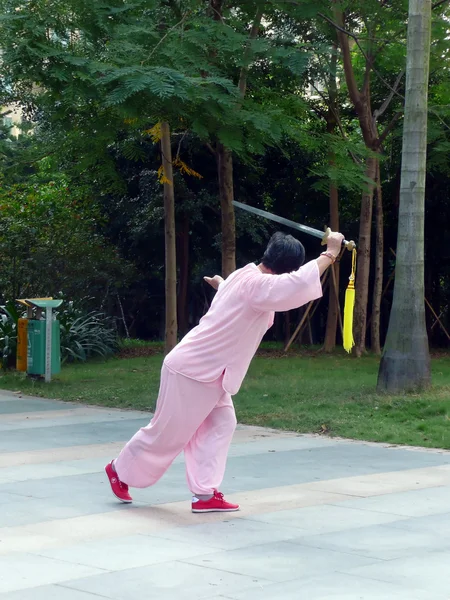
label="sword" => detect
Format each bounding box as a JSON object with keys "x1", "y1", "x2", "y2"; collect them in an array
[{"x1": 233, "y1": 201, "x2": 355, "y2": 250}]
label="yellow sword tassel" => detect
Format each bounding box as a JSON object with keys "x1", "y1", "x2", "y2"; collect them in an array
[{"x1": 343, "y1": 248, "x2": 357, "y2": 353}]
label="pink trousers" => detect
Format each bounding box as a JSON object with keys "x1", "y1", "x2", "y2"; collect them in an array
[{"x1": 114, "y1": 365, "x2": 237, "y2": 495}]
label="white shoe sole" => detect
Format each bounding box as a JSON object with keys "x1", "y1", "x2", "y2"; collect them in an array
[
  {"x1": 192, "y1": 507, "x2": 240, "y2": 513},
  {"x1": 104, "y1": 466, "x2": 133, "y2": 504}
]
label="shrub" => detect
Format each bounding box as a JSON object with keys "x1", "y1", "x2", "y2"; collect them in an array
[
  {"x1": 0, "y1": 302, "x2": 20, "y2": 369},
  {"x1": 58, "y1": 303, "x2": 119, "y2": 362}
]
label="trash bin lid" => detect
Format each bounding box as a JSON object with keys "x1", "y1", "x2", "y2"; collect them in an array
[
  {"x1": 16, "y1": 297, "x2": 53, "y2": 307},
  {"x1": 24, "y1": 299, "x2": 63, "y2": 309}
]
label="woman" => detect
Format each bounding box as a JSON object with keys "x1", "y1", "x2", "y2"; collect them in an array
[{"x1": 105, "y1": 230, "x2": 344, "y2": 512}]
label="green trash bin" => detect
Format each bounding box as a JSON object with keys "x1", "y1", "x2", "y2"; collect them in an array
[{"x1": 26, "y1": 299, "x2": 63, "y2": 382}]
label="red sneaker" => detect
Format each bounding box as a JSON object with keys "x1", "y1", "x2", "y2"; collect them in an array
[
  {"x1": 105, "y1": 461, "x2": 133, "y2": 503},
  {"x1": 192, "y1": 490, "x2": 239, "y2": 513}
]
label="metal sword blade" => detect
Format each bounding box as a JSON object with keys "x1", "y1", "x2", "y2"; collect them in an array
[{"x1": 233, "y1": 201, "x2": 324, "y2": 241}]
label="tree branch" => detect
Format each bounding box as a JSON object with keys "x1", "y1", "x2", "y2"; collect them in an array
[
  {"x1": 3, "y1": 151, "x2": 55, "y2": 170},
  {"x1": 143, "y1": 12, "x2": 189, "y2": 64},
  {"x1": 175, "y1": 130, "x2": 188, "y2": 159},
  {"x1": 361, "y1": 19, "x2": 374, "y2": 97},
  {"x1": 378, "y1": 111, "x2": 403, "y2": 145},
  {"x1": 371, "y1": 0, "x2": 450, "y2": 63},
  {"x1": 205, "y1": 142, "x2": 217, "y2": 157},
  {"x1": 330, "y1": 8, "x2": 361, "y2": 109},
  {"x1": 373, "y1": 70, "x2": 405, "y2": 121},
  {"x1": 319, "y1": 11, "x2": 374, "y2": 68},
  {"x1": 318, "y1": 12, "x2": 358, "y2": 41},
  {"x1": 238, "y1": 7, "x2": 264, "y2": 97},
  {"x1": 163, "y1": 0, "x2": 183, "y2": 20},
  {"x1": 432, "y1": 0, "x2": 449, "y2": 9},
  {"x1": 429, "y1": 109, "x2": 450, "y2": 133},
  {"x1": 311, "y1": 105, "x2": 327, "y2": 120},
  {"x1": 210, "y1": 0, "x2": 227, "y2": 23},
  {"x1": 309, "y1": 82, "x2": 362, "y2": 166},
  {"x1": 362, "y1": 55, "x2": 372, "y2": 97},
  {"x1": 321, "y1": 10, "x2": 406, "y2": 103}
]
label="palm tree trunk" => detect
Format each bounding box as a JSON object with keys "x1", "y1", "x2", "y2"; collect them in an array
[
  {"x1": 377, "y1": 0, "x2": 432, "y2": 392},
  {"x1": 161, "y1": 121, "x2": 178, "y2": 354}
]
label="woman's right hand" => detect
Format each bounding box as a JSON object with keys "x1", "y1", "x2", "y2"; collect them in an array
[{"x1": 326, "y1": 231, "x2": 345, "y2": 257}]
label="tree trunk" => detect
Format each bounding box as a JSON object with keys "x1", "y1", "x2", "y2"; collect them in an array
[
  {"x1": 324, "y1": 182, "x2": 340, "y2": 351},
  {"x1": 377, "y1": 0, "x2": 431, "y2": 392},
  {"x1": 333, "y1": 8, "x2": 395, "y2": 357},
  {"x1": 324, "y1": 43, "x2": 340, "y2": 352},
  {"x1": 210, "y1": 2, "x2": 235, "y2": 278},
  {"x1": 354, "y1": 155, "x2": 377, "y2": 356},
  {"x1": 217, "y1": 142, "x2": 236, "y2": 277},
  {"x1": 161, "y1": 121, "x2": 178, "y2": 354},
  {"x1": 212, "y1": 5, "x2": 262, "y2": 278},
  {"x1": 177, "y1": 214, "x2": 190, "y2": 336},
  {"x1": 371, "y1": 158, "x2": 383, "y2": 354}
]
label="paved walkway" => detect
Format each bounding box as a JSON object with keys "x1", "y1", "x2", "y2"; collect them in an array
[{"x1": 0, "y1": 390, "x2": 450, "y2": 599}]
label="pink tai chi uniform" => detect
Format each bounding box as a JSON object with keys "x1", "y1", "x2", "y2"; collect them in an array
[{"x1": 113, "y1": 259, "x2": 322, "y2": 498}]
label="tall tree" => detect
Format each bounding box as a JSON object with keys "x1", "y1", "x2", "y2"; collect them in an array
[
  {"x1": 209, "y1": 1, "x2": 263, "y2": 277},
  {"x1": 371, "y1": 159, "x2": 383, "y2": 355},
  {"x1": 329, "y1": 1, "x2": 407, "y2": 355},
  {"x1": 160, "y1": 122, "x2": 178, "y2": 353},
  {"x1": 323, "y1": 43, "x2": 341, "y2": 351},
  {"x1": 377, "y1": 0, "x2": 432, "y2": 392}
]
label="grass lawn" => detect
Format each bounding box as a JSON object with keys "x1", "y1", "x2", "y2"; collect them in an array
[{"x1": 1, "y1": 349, "x2": 449, "y2": 449}]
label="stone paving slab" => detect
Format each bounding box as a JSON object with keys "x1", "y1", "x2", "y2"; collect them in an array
[
  {"x1": 246, "y1": 503, "x2": 410, "y2": 534},
  {"x1": 287, "y1": 523, "x2": 448, "y2": 560},
  {"x1": 183, "y1": 541, "x2": 381, "y2": 582},
  {"x1": 0, "y1": 391, "x2": 450, "y2": 599},
  {"x1": 223, "y1": 572, "x2": 442, "y2": 600},
  {"x1": 346, "y1": 550, "x2": 450, "y2": 597},
  {"x1": 339, "y1": 484, "x2": 450, "y2": 517}
]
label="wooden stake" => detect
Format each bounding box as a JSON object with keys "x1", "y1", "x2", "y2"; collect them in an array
[
  {"x1": 295, "y1": 288, "x2": 325, "y2": 345},
  {"x1": 330, "y1": 262, "x2": 344, "y2": 337},
  {"x1": 307, "y1": 314, "x2": 313, "y2": 344},
  {"x1": 388, "y1": 248, "x2": 450, "y2": 342},
  {"x1": 430, "y1": 311, "x2": 444, "y2": 331},
  {"x1": 366, "y1": 270, "x2": 395, "y2": 333},
  {"x1": 425, "y1": 298, "x2": 450, "y2": 342},
  {"x1": 284, "y1": 270, "x2": 330, "y2": 352}
]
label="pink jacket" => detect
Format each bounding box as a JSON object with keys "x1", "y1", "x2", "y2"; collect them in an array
[{"x1": 164, "y1": 260, "x2": 322, "y2": 395}]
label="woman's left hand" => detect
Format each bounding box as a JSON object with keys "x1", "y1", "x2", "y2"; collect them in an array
[{"x1": 204, "y1": 275, "x2": 224, "y2": 290}]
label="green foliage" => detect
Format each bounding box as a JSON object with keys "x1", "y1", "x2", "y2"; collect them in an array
[
  {"x1": 58, "y1": 303, "x2": 119, "y2": 362},
  {"x1": 0, "y1": 0, "x2": 324, "y2": 170},
  {"x1": 0, "y1": 179, "x2": 132, "y2": 305},
  {"x1": 0, "y1": 302, "x2": 20, "y2": 369}
]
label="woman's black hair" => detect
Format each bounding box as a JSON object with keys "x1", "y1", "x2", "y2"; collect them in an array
[{"x1": 261, "y1": 232, "x2": 305, "y2": 274}]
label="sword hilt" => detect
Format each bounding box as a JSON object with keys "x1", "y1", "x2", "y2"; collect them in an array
[{"x1": 321, "y1": 227, "x2": 356, "y2": 251}]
